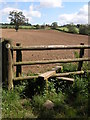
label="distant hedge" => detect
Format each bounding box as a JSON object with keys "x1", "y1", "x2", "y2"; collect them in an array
[{"x1": 79, "y1": 25, "x2": 89, "y2": 35}]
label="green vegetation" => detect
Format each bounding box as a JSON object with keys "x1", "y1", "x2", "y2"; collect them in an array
[
  {"x1": 9, "y1": 10, "x2": 28, "y2": 32},
  {"x1": 0, "y1": 22, "x2": 89, "y2": 35},
  {"x1": 79, "y1": 25, "x2": 89, "y2": 35},
  {"x1": 56, "y1": 27, "x2": 69, "y2": 32},
  {"x1": 51, "y1": 22, "x2": 58, "y2": 29},
  {"x1": 2, "y1": 61, "x2": 89, "y2": 119}
]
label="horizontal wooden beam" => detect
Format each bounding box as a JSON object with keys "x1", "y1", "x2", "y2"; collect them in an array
[
  {"x1": 52, "y1": 70, "x2": 85, "y2": 77},
  {"x1": 13, "y1": 58, "x2": 90, "y2": 66},
  {"x1": 13, "y1": 75, "x2": 38, "y2": 81},
  {"x1": 12, "y1": 45, "x2": 90, "y2": 51},
  {"x1": 56, "y1": 77, "x2": 74, "y2": 82},
  {"x1": 13, "y1": 70, "x2": 90, "y2": 81}
]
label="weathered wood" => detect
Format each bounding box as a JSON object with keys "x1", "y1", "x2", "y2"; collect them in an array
[
  {"x1": 39, "y1": 70, "x2": 56, "y2": 92},
  {"x1": 16, "y1": 43, "x2": 22, "y2": 77},
  {"x1": 78, "y1": 43, "x2": 84, "y2": 71},
  {"x1": 2, "y1": 39, "x2": 8, "y2": 83},
  {"x1": 12, "y1": 45, "x2": 90, "y2": 51},
  {"x1": 13, "y1": 57, "x2": 90, "y2": 66},
  {"x1": 52, "y1": 70, "x2": 85, "y2": 77},
  {"x1": 56, "y1": 77, "x2": 74, "y2": 82},
  {"x1": 6, "y1": 40, "x2": 13, "y2": 90},
  {"x1": 13, "y1": 70, "x2": 90, "y2": 81},
  {"x1": 13, "y1": 75, "x2": 38, "y2": 81},
  {"x1": 38, "y1": 71, "x2": 56, "y2": 80}
]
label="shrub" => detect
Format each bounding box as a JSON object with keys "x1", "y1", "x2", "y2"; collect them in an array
[
  {"x1": 35, "y1": 24, "x2": 41, "y2": 29},
  {"x1": 79, "y1": 25, "x2": 89, "y2": 35},
  {"x1": 68, "y1": 26, "x2": 79, "y2": 34},
  {"x1": 51, "y1": 22, "x2": 58, "y2": 29}
]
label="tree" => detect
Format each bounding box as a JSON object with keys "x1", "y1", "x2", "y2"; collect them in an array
[
  {"x1": 9, "y1": 10, "x2": 27, "y2": 31},
  {"x1": 68, "y1": 26, "x2": 79, "y2": 34},
  {"x1": 51, "y1": 22, "x2": 58, "y2": 29},
  {"x1": 36, "y1": 24, "x2": 41, "y2": 29},
  {"x1": 79, "y1": 25, "x2": 89, "y2": 35}
]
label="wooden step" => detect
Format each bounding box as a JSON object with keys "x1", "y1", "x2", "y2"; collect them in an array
[{"x1": 38, "y1": 71, "x2": 56, "y2": 80}]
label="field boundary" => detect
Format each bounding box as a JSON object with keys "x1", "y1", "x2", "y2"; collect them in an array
[{"x1": 2, "y1": 39, "x2": 90, "y2": 90}]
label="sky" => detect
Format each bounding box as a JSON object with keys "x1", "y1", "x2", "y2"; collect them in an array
[{"x1": 0, "y1": 0, "x2": 89, "y2": 25}]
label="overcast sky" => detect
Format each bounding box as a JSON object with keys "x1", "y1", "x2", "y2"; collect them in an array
[{"x1": 0, "y1": 0, "x2": 89, "y2": 25}]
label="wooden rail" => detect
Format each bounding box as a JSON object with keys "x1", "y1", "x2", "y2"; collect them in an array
[
  {"x1": 13, "y1": 70, "x2": 90, "y2": 81},
  {"x1": 12, "y1": 45, "x2": 90, "y2": 51},
  {"x1": 13, "y1": 58, "x2": 90, "y2": 66},
  {"x1": 2, "y1": 39, "x2": 90, "y2": 90}
]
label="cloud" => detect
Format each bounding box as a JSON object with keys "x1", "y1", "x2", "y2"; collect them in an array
[
  {"x1": 29, "y1": 4, "x2": 41, "y2": 17},
  {"x1": 15, "y1": 0, "x2": 34, "y2": 2},
  {"x1": 0, "y1": 4, "x2": 41, "y2": 23},
  {"x1": 15, "y1": 0, "x2": 62, "y2": 8},
  {"x1": 1, "y1": 7, "x2": 21, "y2": 15},
  {"x1": 39, "y1": 0, "x2": 62, "y2": 8},
  {"x1": 59, "y1": 4, "x2": 88, "y2": 25}
]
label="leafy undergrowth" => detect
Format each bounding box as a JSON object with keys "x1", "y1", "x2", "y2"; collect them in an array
[{"x1": 2, "y1": 63, "x2": 90, "y2": 119}]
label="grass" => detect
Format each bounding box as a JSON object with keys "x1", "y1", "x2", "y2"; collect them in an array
[
  {"x1": 2, "y1": 87, "x2": 35, "y2": 118},
  {"x1": 2, "y1": 62, "x2": 90, "y2": 119},
  {"x1": 56, "y1": 27, "x2": 69, "y2": 32}
]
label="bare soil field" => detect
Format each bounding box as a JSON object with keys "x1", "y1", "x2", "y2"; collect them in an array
[{"x1": 2, "y1": 29, "x2": 88, "y2": 73}]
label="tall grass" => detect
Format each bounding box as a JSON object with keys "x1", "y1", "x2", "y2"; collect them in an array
[{"x1": 2, "y1": 62, "x2": 89, "y2": 118}]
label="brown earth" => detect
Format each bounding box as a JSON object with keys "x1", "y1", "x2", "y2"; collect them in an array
[{"x1": 2, "y1": 29, "x2": 88, "y2": 74}]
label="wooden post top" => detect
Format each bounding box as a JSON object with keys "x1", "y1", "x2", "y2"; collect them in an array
[{"x1": 16, "y1": 43, "x2": 21, "y2": 46}]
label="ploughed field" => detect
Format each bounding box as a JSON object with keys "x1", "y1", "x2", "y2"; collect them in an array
[{"x1": 2, "y1": 29, "x2": 88, "y2": 73}]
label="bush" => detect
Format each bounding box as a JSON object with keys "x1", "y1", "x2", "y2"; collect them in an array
[
  {"x1": 51, "y1": 22, "x2": 58, "y2": 29},
  {"x1": 35, "y1": 24, "x2": 41, "y2": 29},
  {"x1": 79, "y1": 25, "x2": 89, "y2": 35},
  {"x1": 68, "y1": 26, "x2": 79, "y2": 34}
]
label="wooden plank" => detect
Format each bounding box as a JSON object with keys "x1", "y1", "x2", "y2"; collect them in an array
[
  {"x1": 38, "y1": 71, "x2": 56, "y2": 80},
  {"x1": 13, "y1": 58, "x2": 90, "y2": 66},
  {"x1": 56, "y1": 77, "x2": 74, "y2": 82},
  {"x1": 12, "y1": 45, "x2": 90, "y2": 51}
]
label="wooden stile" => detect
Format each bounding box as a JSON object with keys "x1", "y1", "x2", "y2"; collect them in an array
[
  {"x1": 3, "y1": 39, "x2": 90, "y2": 90},
  {"x1": 39, "y1": 70, "x2": 56, "y2": 92},
  {"x1": 13, "y1": 70, "x2": 90, "y2": 81}
]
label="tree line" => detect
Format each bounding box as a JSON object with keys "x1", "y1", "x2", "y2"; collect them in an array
[{"x1": 0, "y1": 10, "x2": 89, "y2": 35}]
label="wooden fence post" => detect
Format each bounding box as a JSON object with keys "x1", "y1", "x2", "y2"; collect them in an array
[
  {"x1": 5, "y1": 40, "x2": 13, "y2": 90},
  {"x1": 2, "y1": 39, "x2": 8, "y2": 83},
  {"x1": 16, "y1": 43, "x2": 22, "y2": 77},
  {"x1": 78, "y1": 43, "x2": 84, "y2": 71}
]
